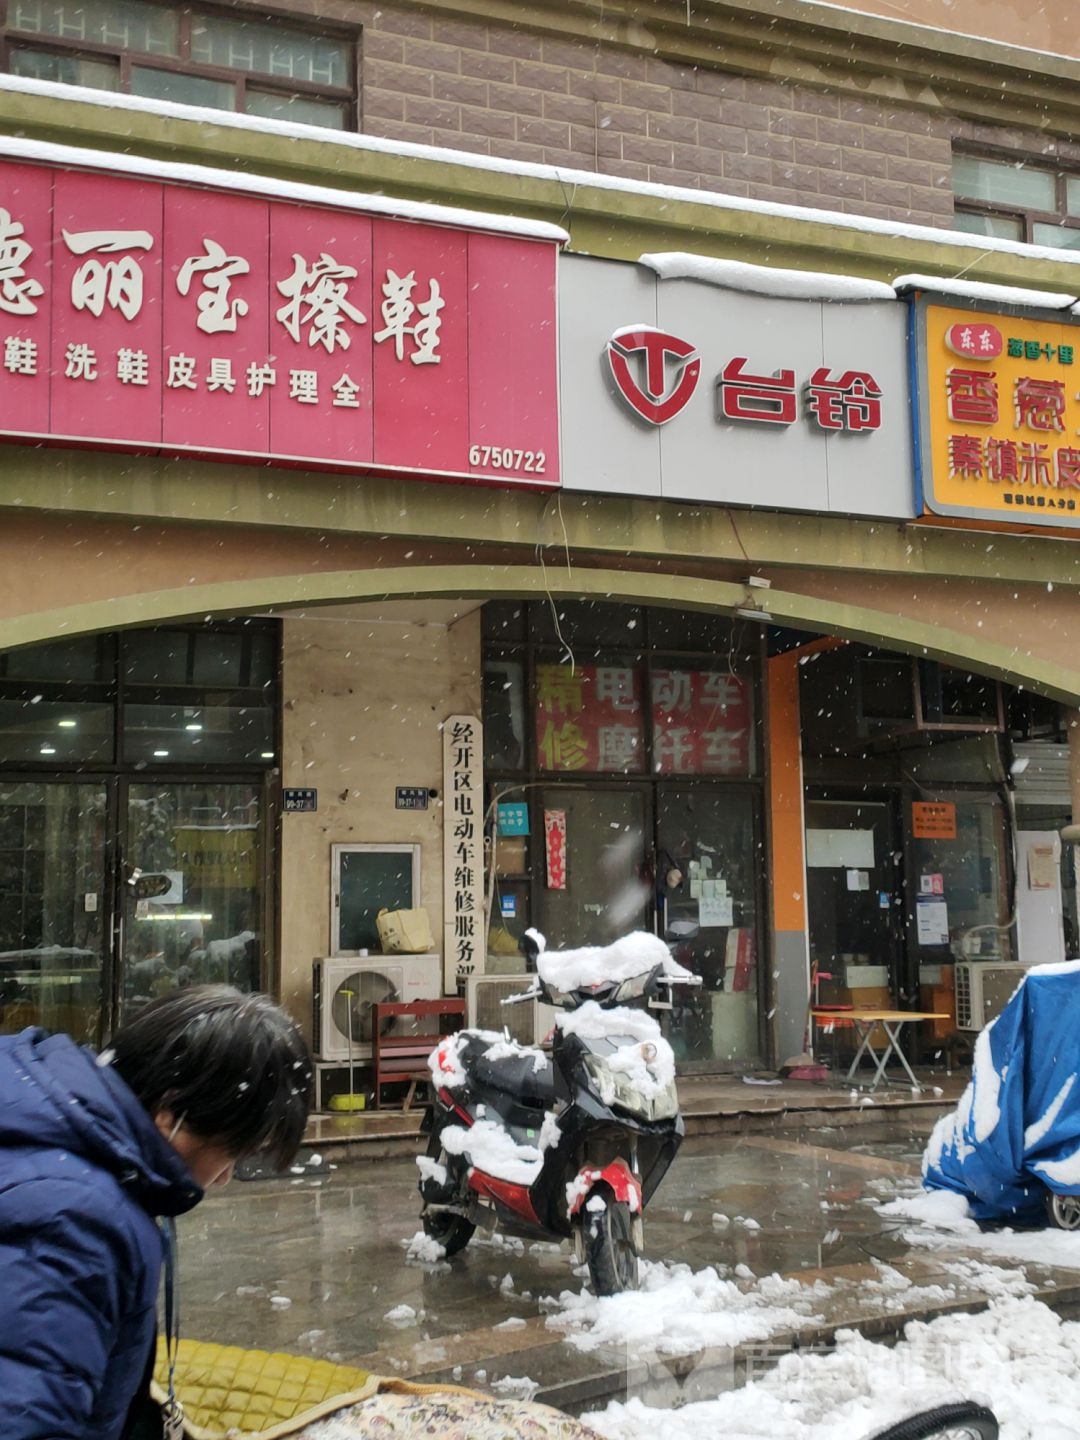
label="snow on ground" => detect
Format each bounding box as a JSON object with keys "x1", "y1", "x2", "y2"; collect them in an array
[
  {"x1": 881, "y1": 1185, "x2": 1080, "y2": 1270},
  {"x1": 585, "y1": 1296, "x2": 1080, "y2": 1440},
  {"x1": 542, "y1": 1259, "x2": 827, "y2": 1356}
]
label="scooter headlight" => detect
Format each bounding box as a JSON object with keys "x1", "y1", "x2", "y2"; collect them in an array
[{"x1": 582, "y1": 1054, "x2": 679, "y2": 1122}]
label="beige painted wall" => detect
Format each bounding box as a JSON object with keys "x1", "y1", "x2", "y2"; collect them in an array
[
  {"x1": 278, "y1": 601, "x2": 482, "y2": 1040},
  {"x1": 817, "y1": 0, "x2": 1080, "y2": 56}
]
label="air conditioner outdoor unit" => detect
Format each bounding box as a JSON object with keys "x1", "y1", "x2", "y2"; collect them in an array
[
  {"x1": 466, "y1": 973, "x2": 558, "y2": 1048},
  {"x1": 313, "y1": 954, "x2": 441, "y2": 1061},
  {"x1": 955, "y1": 961, "x2": 1030, "y2": 1032}
]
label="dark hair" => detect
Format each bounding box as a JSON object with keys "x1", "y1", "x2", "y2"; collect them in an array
[{"x1": 107, "y1": 985, "x2": 312, "y2": 1170}]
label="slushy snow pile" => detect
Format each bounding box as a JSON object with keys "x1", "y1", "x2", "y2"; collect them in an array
[
  {"x1": 585, "y1": 1296, "x2": 1080, "y2": 1440},
  {"x1": 543, "y1": 1258, "x2": 822, "y2": 1356},
  {"x1": 881, "y1": 1185, "x2": 1080, "y2": 1269}
]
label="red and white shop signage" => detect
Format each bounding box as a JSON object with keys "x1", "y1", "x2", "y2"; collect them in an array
[
  {"x1": 0, "y1": 156, "x2": 559, "y2": 486},
  {"x1": 606, "y1": 327, "x2": 883, "y2": 434},
  {"x1": 560, "y1": 255, "x2": 913, "y2": 519},
  {"x1": 544, "y1": 809, "x2": 567, "y2": 890}
]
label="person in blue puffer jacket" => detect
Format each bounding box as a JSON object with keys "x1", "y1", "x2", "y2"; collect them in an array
[{"x1": 0, "y1": 984, "x2": 312, "y2": 1440}]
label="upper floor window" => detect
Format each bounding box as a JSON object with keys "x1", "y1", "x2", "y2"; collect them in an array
[
  {"x1": 1, "y1": 0, "x2": 355, "y2": 130},
  {"x1": 953, "y1": 153, "x2": 1080, "y2": 251}
]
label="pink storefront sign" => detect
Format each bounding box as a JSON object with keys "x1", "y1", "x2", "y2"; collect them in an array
[{"x1": 0, "y1": 157, "x2": 560, "y2": 487}]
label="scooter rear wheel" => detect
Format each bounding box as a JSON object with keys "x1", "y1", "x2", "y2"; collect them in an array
[
  {"x1": 1045, "y1": 1190, "x2": 1080, "y2": 1230},
  {"x1": 868, "y1": 1401, "x2": 997, "y2": 1439},
  {"x1": 421, "y1": 1207, "x2": 476, "y2": 1257},
  {"x1": 583, "y1": 1187, "x2": 639, "y2": 1296}
]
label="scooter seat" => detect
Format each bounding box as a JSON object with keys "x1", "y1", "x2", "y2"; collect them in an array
[{"x1": 472, "y1": 1051, "x2": 555, "y2": 1104}]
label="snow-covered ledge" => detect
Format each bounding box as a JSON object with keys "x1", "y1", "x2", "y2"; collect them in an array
[
  {"x1": 638, "y1": 253, "x2": 895, "y2": 301},
  {"x1": 893, "y1": 274, "x2": 1078, "y2": 310}
]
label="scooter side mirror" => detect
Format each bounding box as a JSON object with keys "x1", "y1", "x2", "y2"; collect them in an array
[{"x1": 519, "y1": 931, "x2": 541, "y2": 973}]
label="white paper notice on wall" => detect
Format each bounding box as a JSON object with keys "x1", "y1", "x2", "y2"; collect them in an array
[
  {"x1": 699, "y1": 895, "x2": 734, "y2": 928},
  {"x1": 916, "y1": 897, "x2": 950, "y2": 947},
  {"x1": 845, "y1": 870, "x2": 870, "y2": 892},
  {"x1": 806, "y1": 828, "x2": 875, "y2": 869}
]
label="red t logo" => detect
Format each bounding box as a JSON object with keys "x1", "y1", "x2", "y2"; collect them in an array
[{"x1": 606, "y1": 327, "x2": 700, "y2": 425}]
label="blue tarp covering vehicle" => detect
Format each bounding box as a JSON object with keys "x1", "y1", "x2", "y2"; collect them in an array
[{"x1": 924, "y1": 961, "x2": 1080, "y2": 1226}]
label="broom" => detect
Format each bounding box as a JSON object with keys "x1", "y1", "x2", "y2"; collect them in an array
[{"x1": 779, "y1": 966, "x2": 830, "y2": 1081}]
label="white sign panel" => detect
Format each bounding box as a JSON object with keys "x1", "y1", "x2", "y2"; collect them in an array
[
  {"x1": 442, "y1": 714, "x2": 484, "y2": 990},
  {"x1": 559, "y1": 254, "x2": 914, "y2": 519}
]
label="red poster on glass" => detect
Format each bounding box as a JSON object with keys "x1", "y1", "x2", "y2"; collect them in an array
[
  {"x1": 535, "y1": 662, "x2": 643, "y2": 772},
  {"x1": 544, "y1": 809, "x2": 567, "y2": 890},
  {"x1": 652, "y1": 669, "x2": 752, "y2": 775}
]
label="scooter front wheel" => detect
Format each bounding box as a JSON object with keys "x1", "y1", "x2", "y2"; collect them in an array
[
  {"x1": 1045, "y1": 1190, "x2": 1080, "y2": 1230},
  {"x1": 868, "y1": 1401, "x2": 997, "y2": 1439},
  {"x1": 584, "y1": 1187, "x2": 639, "y2": 1296}
]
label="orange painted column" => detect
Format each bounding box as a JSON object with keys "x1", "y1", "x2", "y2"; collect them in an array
[{"x1": 765, "y1": 648, "x2": 810, "y2": 1063}]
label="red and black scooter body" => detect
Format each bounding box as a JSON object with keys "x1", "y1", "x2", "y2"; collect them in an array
[{"x1": 418, "y1": 961, "x2": 685, "y2": 1288}]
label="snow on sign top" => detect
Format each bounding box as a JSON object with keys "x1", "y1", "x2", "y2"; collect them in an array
[
  {"x1": 639, "y1": 253, "x2": 896, "y2": 303},
  {"x1": 894, "y1": 272, "x2": 1078, "y2": 311}
]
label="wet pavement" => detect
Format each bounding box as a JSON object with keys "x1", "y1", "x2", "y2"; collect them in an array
[{"x1": 175, "y1": 1115, "x2": 1080, "y2": 1414}]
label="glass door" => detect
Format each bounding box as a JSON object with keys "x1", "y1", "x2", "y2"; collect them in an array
[
  {"x1": 656, "y1": 785, "x2": 763, "y2": 1069},
  {"x1": 120, "y1": 780, "x2": 266, "y2": 1019},
  {"x1": 535, "y1": 786, "x2": 651, "y2": 949},
  {"x1": 0, "y1": 779, "x2": 109, "y2": 1044},
  {"x1": 805, "y1": 794, "x2": 904, "y2": 1004}
]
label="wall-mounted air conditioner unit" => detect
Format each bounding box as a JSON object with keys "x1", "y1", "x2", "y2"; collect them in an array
[
  {"x1": 313, "y1": 954, "x2": 441, "y2": 1061},
  {"x1": 955, "y1": 961, "x2": 1030, "y2": 1032},
  {"x1": 466, "y1": 972, "x2": 557, "y2": 1048}
]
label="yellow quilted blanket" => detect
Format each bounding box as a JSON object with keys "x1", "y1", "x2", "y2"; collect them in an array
[{"x1": 151, "y1": 1338, "x2": 379, "y2": 1438}]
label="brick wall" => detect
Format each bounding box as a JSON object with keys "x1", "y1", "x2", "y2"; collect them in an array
[{"x1": 354, "y1": 3, "x2": 958, "y2": 228}]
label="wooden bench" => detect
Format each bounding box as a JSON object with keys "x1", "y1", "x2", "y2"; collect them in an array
[{"x1": 372, "y1": 998, "x2": 466, "y2": 1110}]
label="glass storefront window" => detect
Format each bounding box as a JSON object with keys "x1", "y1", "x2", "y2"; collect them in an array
[
  {"x1": 0, "y1": 698, "x2": 114, "y2": 765},
  {"x1": 0, "y1": 781, "x2": 106, "y2": 1045},
  {"x1": 3, "y1": 634, "x2": 109, "y2": 683},
  {"x1": 123, "y1": 701, "x2": 274, "y2": 765},
  {"x1": 910, "y1": 793, "x2": 1012, "y2": 962},
  {"x1": 483, "y1": 659, "x2": 526, "y2": 771},
  {"x1": 535, "y1": 660, "x2": 644, "y2": 773},
  {"x1": 652, "y1": 668, "x2": 754, "y2": 776},
  {"x1": 535, "y1": 787, "x2": 649, "y2": 948},
  {"x1": 123, "y1": 782, "x2": 262, "y2": 1014},
  {"x1": 657, "y1": 786, "x2": 761, "y2": 1067}
]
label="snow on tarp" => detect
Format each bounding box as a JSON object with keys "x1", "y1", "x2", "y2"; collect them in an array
[
  {"x1": 536, "y1": 931, "x2": 694, "y2": 991},
  {"x1": 639, "y1": 253, "x2": 895, "y2": 302},
  {"x1": 923, "y1": 960, "x2": 1080, "y2": 1222},
  {"x1": 893, "y1": 273, "x2": 1078, "y2": 310}
]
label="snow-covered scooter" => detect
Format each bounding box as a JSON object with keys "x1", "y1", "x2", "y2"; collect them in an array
[{"x1": 417, "y1": 929, "x2": 697, "y2": 1294}]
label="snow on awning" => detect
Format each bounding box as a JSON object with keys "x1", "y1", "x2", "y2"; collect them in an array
[
  {"x1": 638, "y1": 252, "x2": 895, "y2": 301},
  {"x1": 893, "y1": 273, "x2": 1077, "y2": 310}
]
